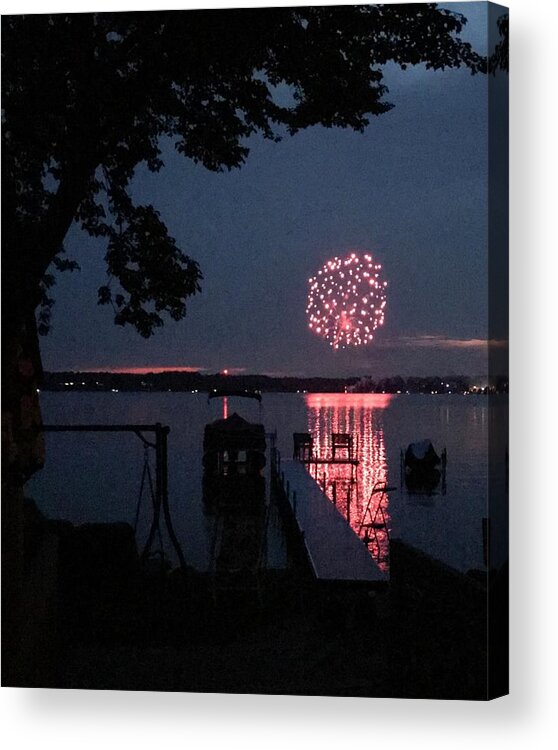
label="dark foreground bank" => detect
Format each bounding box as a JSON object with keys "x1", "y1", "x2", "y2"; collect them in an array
[{"x1": 1, "y1": 498, "x2": 508, "y2": 700}]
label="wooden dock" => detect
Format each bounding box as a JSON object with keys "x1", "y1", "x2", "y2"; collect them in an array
[{"x1": 276, "y1": 460, "x2": 387, "y2": 584}]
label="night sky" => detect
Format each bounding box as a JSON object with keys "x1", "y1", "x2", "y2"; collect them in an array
[{"x1": 41, "y1": 2, "x2": 498, "y2": 378}]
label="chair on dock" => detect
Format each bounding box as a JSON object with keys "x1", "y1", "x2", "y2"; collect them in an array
[
  {"x1": 293, "y1": 433, "x2": 314, "y2": 461},
  {"x1": 331, "y1": 433, "x2": 353, "y2": 460}
]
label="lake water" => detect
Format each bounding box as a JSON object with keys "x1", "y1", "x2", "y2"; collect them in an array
[{"x1": 28, "y1": 392, "x2": 507, "y2": 574}]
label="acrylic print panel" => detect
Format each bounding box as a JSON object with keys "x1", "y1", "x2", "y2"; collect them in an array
[{"x1": 2, "y1": 2, "x2": 508, "y2": 699}]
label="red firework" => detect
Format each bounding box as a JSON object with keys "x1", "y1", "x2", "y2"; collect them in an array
[{"x1": 306, "y1": 252, "x2": 388, "y2": 350}]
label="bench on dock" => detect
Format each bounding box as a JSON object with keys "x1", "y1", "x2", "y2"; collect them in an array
[
  {"x1": 293, "y1": 432, "x2": 314, "y2": 461},
  {"x1": 277, "y1": 460, "x2": 387, "y2": 585},
  {"x1": 292, "y1": 432, "x2": 359, "y2": 466},
  {"x1": 332, "y1": 432, "x2": 353, "y2": 460}
]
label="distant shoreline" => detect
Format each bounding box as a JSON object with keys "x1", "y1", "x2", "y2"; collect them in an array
[{"x1": 40, "y1": 371, "x2": 508, "y2": 395}]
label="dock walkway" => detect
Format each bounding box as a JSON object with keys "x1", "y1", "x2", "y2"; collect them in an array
[{"x1": 277, "y1": 460, "x2": 387, "y2": 584}]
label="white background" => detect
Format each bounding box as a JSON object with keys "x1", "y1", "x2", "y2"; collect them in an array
[{"x1": 1, "y1": 1, "x2": 556, "y2": 748}]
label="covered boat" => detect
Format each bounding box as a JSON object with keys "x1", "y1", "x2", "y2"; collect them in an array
[
  {"x1": 202, "y1": 412, "x2": 266, "y2": 510},
  {"x1": 202, "y1": 411, "x2": 268, "y2": 601},
  {"x1": 404, "y1": 439, "x2": 442, "y2": 493}
]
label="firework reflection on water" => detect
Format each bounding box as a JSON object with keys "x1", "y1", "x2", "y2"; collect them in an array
[{"x1": 305, "y1": 393, "x2": 392, "y2": 571}]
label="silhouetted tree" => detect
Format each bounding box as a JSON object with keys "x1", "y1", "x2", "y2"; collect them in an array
[
  {"x1": 2, "y1": 5, "x2": 485, "y2": 344},
  {"x1": 489, "y1": 14, "x2": 509, "y2": 74},
  {"x1": 1, "y1": 4, "x2": 486, "y2": 684}
]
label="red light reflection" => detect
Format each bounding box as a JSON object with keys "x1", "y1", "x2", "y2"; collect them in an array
[{"x1": 305, "y1": 393, "x2": 392, "y2": 570}]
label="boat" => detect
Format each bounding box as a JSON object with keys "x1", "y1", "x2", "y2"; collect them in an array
[
  {"x1": 207, "y1": 388, "x2": 262, "y2": 403},
  {"x1": 202, "y1": 412, "x2": 266, "y2": 510},
  {"x1": 404, "y1": 439, "x2": 443, "y2": 493},
  {"x1": 202, "y1": 409, "x2": 268, "y2": 601}
]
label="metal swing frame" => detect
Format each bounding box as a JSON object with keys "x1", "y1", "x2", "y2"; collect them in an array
[{"x1": 40, "y1": 423, "x2": 187, "y2": 572}]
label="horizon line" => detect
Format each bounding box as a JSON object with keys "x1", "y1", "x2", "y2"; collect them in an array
[{"x1": 44, "y1": 368, "x2": 501, "y2": 380}]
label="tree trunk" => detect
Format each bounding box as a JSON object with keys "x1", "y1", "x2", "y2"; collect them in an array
[
  {"x1": 1, "y1": 316, "x2": 45, "y2": 685},
  {"x1": 3, "y1": 152, "x2": 100, "y2": 341},
  {"x1": 2, "y1": 143, "x2": 101, "y2": 683}
]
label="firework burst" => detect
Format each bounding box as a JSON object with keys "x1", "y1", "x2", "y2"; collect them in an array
[{"x1": 306, "y1": 252, "x2": 388, "y2": 350}]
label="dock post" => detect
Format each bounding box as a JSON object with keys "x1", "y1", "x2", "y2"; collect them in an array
[{"x1": 482, "y1": 517, "x2": 490, "y2": 568}]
